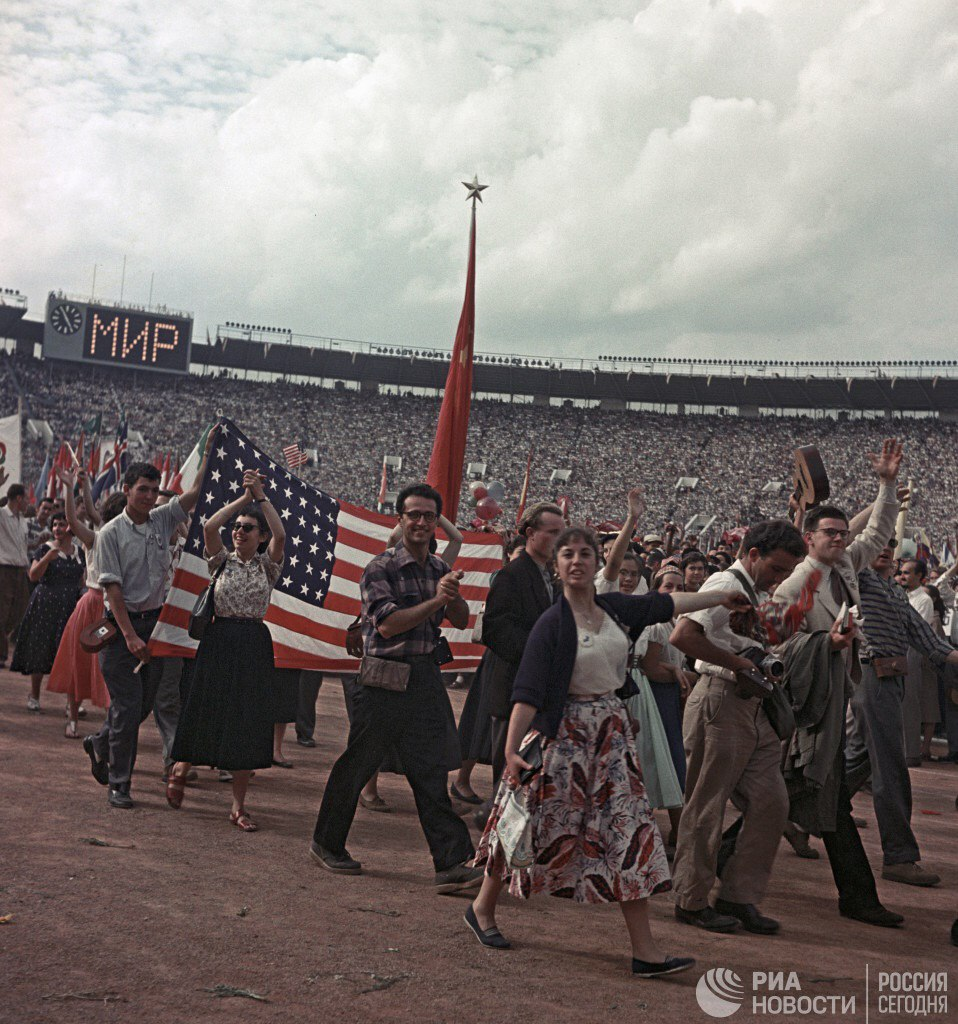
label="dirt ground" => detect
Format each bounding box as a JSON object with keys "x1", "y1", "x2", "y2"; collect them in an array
[{"x1": 2, "y1": 669, "x2": 955, "y2": 1024}]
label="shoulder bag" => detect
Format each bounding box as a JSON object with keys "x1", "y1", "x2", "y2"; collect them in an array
[
  {"x1": 727, "y1": 567, "x2": 796, "y2": 740},
  {"x1": 188, "y1": 557, "x2": 228, "y2": 641}
]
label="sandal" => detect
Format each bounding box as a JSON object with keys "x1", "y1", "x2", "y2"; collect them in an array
[
  {"x1": 64, "y1": 721, "x2": 80, "y2": 739},
  {"x1": 166, "y1": 768, "x2": 189, "y2": 809},
  {"x1": 229, "y1": 809, "x2": 258, "y2": 832}
]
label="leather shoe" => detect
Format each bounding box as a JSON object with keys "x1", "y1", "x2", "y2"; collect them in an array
[
  {"x1": 783, "y1": 824, "x2": 819, "y2": 859},
  {"x1": 463, "y1": 903, "x2": 511, "y2": 949},
  {"x1": 881, "y1": 862, "x2": 940, "y2": 887},
  {"x1": 308, "y1": 841, "x2": 362, "y2": 875},
  {"x1": 296, "y1": 736, "x2": 317, "y2": 747},
  {"x1": 435, "y1": 862, "x2": 484, "y2": 895},
  {"x1": 674, "y1": 905, "x2": 740, "y2": 932},
  {"x1": 714, "y1": 899, "x2": 780, "y2": 935},
  {"x1": 83, "y1": 736, "x2": 109, "y2": 786},
  {"x1": 108, "y1": 785, "x2": 134, "y2": 809},
  {"x1": 839, "y1": 903, "x2": 903, "y2": 928}
]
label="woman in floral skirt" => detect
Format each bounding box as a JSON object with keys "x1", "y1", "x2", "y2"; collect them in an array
[{"x1": 464, "y1": 526, "x2": 749, "y2": 977}]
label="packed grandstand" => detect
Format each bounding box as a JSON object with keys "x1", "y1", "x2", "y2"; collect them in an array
[{"x1": 5, "y1": 345, "x2": 957, "y2": 536}]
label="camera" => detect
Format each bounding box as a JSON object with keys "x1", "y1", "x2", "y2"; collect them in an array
[{"x1": 741, "y1": 646, "x2": 784, "y2": 681}]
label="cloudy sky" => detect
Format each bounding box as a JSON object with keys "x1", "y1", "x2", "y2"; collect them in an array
[{"x1": 2, "y1": 0, "x2": 956, "y2": 363}]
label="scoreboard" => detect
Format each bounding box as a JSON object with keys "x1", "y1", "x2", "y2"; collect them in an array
[{"x1": 42, "y1": 294, "x2": 193, "y2": 375}]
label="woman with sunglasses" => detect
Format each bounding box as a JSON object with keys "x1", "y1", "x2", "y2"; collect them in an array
[
  {"x1": 465, "y1": 526, "x2": 750, "y2": 977},
  {"x1": 166, "y1": 469, "x2": 285, "y2": 831}
]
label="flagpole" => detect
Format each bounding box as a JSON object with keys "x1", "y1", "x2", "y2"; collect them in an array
[{"x1": 426, "y1": 175, "x2": 488, "y2": 524}]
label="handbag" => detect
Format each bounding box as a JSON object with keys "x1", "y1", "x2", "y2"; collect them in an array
[
  {"x1": 496, "y1": 786, "x2": 534, "y2": 868},
  {"x1": 79, "y1": 615, "x2": 119, "y2": 654},
  {"x1": 187, "y1": 558, "x2": 228, "y2": 641},
  {"x1": 345, "y1": 615, "x2": 364, "y2": 658},
  {"x1": 517, "y1": 734, "x2": 543, "y2": 784},
  {"x1": 358, "y1": 654, "x2": 411, "y2": 692},
  {"x1": 763, "y1": 681, "x2": 796, "y2": 740}
]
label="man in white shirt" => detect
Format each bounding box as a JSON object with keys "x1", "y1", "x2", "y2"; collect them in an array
[
  {"x1": 669, "y1": 519, "x2": 806, "y2": 935},
  {"x1": 0, "y1": 484, "x2": 30, "y2": 668},
  {"x1": 84, "y1": 454, "x2": 207, "y2": 809}
]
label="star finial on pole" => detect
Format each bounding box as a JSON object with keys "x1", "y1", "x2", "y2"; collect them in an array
[{"x1": 461, "y1": 175, "x2": 488, "y2": 206}]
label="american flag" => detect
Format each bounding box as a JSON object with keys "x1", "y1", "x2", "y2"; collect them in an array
[
  {"x1": 150, "y1": 418, "x2": 500, "y2": 671},
  {"x1": 282, "y1": 442, "x2": 308, "y2": 469}
]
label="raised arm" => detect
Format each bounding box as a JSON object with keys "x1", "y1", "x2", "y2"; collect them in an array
[
  {"x1": 848, "y1": 438, "x2": 903, "y2": 572},
  {"x1": 601, "y1": 487, "x2": 644, "y2": 581},
  {"x1": 57, "y1": 467, "x2": 95, "y2": 549},
  {"x1": 78, "y1": 468, "x2": 101, "y2": 526},
  {"x1": 203, "y1": 477, "x2": 258, "y2": 558},
  {"x1": 437, "y1": 514, "x2": 463, "y2": 568},
  {"x1": 246, "y1": 470, "x2": 285, "y2": 563},
  {"x1": 178, "y1": 425, "x2": 218, "y2": 515}
]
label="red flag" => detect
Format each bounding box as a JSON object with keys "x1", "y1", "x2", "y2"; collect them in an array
[
  {"x1": 427, "y1": 202, "x2": 477, "y2": 523},
  {"x1": 87, "y1": 440, "x2": 101, "y2": 477},
  {"x1": 377, "y1": 457, "x2": 388, "y2": 507},
  {"x1": 515, "y1": 445, "x2": 535, "y2": 526},
  {"x1": 168, "y1": 458, "x2": 183, "y2": 494},
  {"x1": 159, "y1": 451, "x2": 171, "y2": 489}
]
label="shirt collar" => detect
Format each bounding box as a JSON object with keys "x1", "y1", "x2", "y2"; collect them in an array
[
  {"x1": 731, "y1": 558, "x2": 758, "y2": 589},
  {"x1": 392, "y1": 539, "x2": 434, "y2": 571}
]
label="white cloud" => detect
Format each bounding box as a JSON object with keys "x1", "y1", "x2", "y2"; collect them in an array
[{"x1": 1, "y1": 0, "x2": 956, "y2": 362}]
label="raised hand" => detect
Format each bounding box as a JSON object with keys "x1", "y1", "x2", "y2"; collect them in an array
[
  {"x1": 57, "y1": 465, "x2": 77, "y2": 489},
  {"x1": 627, "y1": 486, "x2": 646, "y2": 520},
  {"x1": 867, "y1": 438, "x2": 903, "y2": 482},
  {"x1": 242, "y1": 469, "x2": 267, "y2": 500}
]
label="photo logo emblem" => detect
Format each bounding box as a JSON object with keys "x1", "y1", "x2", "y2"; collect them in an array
[{"x1": 696, "y1": 968, "x2": 745, "y2": 1017}]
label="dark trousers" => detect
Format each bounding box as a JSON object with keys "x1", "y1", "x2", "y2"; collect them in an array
[
  {"x1": 312, "y1": 658, "x2": 474, "y2": 872},
  {"x1": 92, "y1": 612, "x2": 162, "y2": 787},
  {"x1": 824, "y1": 775, "x2": 880, "y2": 911},
  {"x1": 0, "y1": 565, "x2": 29, "y2": 662},
  {"x1": 297, "y1": 671, "x2": 323, "y2": 741},
  {"x1": 848, "y1": 668, "x2": 919, "y2": 865}
]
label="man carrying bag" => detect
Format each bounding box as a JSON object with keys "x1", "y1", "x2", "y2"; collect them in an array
[{"x1": 309, "y1": 483, "x2": 482, "y2": 894}]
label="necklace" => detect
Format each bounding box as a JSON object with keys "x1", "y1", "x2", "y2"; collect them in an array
[{"x1": 572, "y1": 605, "x2": 604, "y2": 646}]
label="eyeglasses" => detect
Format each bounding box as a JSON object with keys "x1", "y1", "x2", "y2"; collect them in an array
[
  {"x1": 814, "y1": 527, "x2": 850, "y2": 540},
  {"x1": 403, "y1": 510, "x2": 437, "y2": 523},
  {"x1": 232, "y1": 522, "x2": 257, "y2": 534}
]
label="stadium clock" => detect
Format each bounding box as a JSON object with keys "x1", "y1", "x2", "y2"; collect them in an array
[{"x1": 50, "y1": 303, "x2": 83, "y2": 335}]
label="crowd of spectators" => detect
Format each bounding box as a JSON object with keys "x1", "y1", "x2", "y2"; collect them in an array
[{"x1": 8, "y1": 353, "x2": 957, "y2": 538}]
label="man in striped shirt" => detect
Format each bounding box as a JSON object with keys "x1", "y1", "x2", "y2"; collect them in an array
[{"x1": 847, "y1": 538, "x2": 958, "y2": 888}]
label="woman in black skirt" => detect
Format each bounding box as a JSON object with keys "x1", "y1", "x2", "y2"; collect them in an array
[
  {"x1": 166, "y1": 469, "x2": 285, "y2": 831},
  {"x1": 14, "y1": 512, "x2": 84, "y2": 711}
]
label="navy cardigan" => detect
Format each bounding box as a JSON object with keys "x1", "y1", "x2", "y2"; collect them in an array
[{"x1": 511, "y1": 590, "x2": 675, "y2": 738}]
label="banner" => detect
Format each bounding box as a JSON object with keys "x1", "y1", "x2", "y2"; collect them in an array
[{"x1": 0, "y1": 413, "x2": 22, "y2": 490}]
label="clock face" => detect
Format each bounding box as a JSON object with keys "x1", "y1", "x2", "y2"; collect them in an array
[{"x1": 51, "y1": 303, "x2": 82, "y2": 335}]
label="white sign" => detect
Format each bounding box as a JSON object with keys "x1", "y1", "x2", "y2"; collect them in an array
[{"x1": 0, "y1": 413, "x2": 22, "y2": 489}]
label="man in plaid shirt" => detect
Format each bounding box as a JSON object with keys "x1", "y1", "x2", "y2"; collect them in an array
[{"x1": 310, "y1": 483, "x2": 482, "y2": 894}]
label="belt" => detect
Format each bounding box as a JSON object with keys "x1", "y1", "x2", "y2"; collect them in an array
[
  {"x1": 127, "y1": 608, "x2": 162, "y2": 621},
  {"x1": 860, "y1": 654, "x2": 908, "y2": 678}
]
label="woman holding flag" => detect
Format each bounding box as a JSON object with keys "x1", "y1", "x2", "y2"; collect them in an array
[{"x1": 166, "y1": 465, "x2": 285, "y2": 832}]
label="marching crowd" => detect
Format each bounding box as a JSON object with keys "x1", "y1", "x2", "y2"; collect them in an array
[{"x1": 4, "y1": 421, "x2": 958, "y2": 981}]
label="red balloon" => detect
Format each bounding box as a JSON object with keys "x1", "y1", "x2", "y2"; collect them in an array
[
  {"x1": 476, "y1": 496, "x2": 500, "y2": 521},
  {"x1": 472, "y1": 484, "x2": 488, "y2": 501}
]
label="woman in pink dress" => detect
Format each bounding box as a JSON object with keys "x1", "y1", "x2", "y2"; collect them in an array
[{"x1": 47, "y1": 468, "x2": 126, "y2": 738}]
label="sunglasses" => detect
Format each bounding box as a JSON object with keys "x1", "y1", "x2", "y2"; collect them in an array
[
  {"x1": 404, "y1": 510, "x2": 437, "y2": 523},
  {"x1": 232, "y1": 522, "x2": 257, "y2": 534}
]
